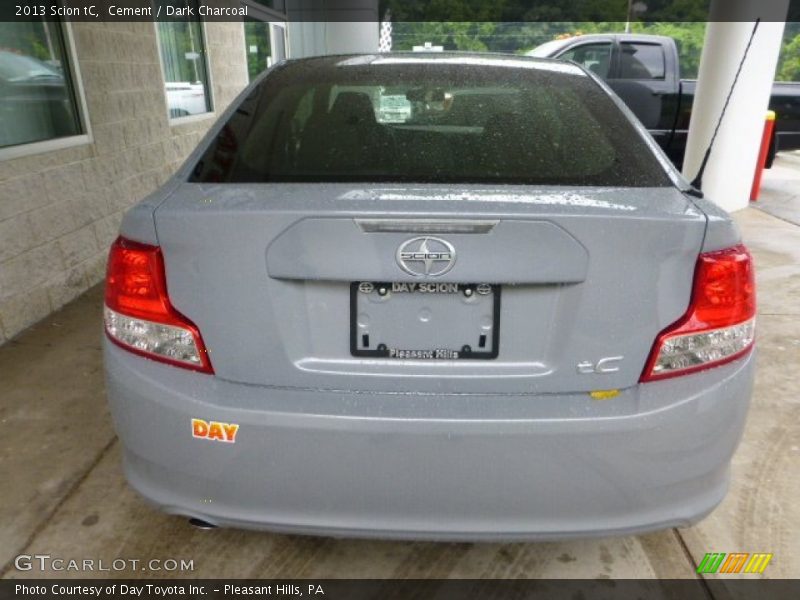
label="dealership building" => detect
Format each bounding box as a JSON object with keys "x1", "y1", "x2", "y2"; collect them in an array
[{"x1": 0, "y1": 1, "x2": 378, "y2": 342}]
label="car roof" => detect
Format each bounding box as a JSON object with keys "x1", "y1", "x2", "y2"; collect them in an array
[{"x1": 281, "y1": 52, "x2": 588, "y2": 77}]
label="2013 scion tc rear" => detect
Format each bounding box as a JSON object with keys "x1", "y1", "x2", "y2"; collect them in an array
[{"x1": 103, "y1": 53, "x2": 755, "y2": 540}]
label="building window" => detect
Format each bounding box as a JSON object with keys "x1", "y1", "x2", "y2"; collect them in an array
[
  {"x1": 155, "y1": 0, "x2": 213, "y2": 120},
  {"x1": 0, "y1": 21, "x2": 84, "y2": 150},
  {"x1": 242, "y1": 1, "x2": 288, "y2": 82},
  {"x1": 244, "y1": 20, "x2": 287, "y2": 81}
]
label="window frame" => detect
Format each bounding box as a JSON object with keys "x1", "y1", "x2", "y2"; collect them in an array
[
  {"x1": 0, "y1": 20, "x2": 92, "y2": 161},
  {"x1": 270, "y1": 21, "x2": 288, "y2": 62},
  {"x1": 240, "y1": 1, "x2": 289, "y2": 83},
  {"x1": 153, "y1": 8, "x2": 216, "y2": 126}
]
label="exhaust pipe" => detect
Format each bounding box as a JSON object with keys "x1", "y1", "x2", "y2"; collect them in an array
[{"x1": 188, "y1": 517, "x2": 217, "y2": 530}]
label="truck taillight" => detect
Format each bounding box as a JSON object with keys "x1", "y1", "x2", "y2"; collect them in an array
[
  {"x1": 104, "y1": 236, "x2": 213, "y2": 373},
  {"x1": 640, "y1": 244, "x2": 755, "y2": 382}
]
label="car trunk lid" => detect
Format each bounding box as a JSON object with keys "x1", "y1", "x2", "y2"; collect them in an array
[{"x1": 153, "y1": 183, "x2": 706, "y2": 394}]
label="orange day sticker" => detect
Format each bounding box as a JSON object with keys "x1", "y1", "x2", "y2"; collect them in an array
[{"x1": 192, "y1": 418, "x2": 239, "y2": 443}]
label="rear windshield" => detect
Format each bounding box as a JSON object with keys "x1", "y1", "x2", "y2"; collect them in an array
[{"x1": 190, "y1": 56, "x2": 671, "y2": 187}]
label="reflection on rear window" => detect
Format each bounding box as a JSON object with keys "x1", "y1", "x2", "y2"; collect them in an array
[{"x1": 191, "y1": 55, "x2": 670, "y2": 187}]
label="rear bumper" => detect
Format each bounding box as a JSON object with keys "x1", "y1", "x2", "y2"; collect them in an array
[{"x1": 105, "y1": 341, "x2": 754, "y2": 540}]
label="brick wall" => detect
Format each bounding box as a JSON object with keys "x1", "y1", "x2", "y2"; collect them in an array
[{"x1": 0, "y1": 21, "x2": 248, "y2": 343}]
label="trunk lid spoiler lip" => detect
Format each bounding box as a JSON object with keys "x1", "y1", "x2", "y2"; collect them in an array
[{"x1": 161, "y1": 183, "x2": 701, "y2": 219}]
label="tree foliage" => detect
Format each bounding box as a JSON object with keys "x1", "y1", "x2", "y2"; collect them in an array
[{"x1": 777, "y1": 22, "x2": 800, "y2": 82}]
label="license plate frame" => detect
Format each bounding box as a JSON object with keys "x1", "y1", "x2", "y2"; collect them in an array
[{"x1": 350, "y1": 282, "x2": 501, "y2": 360}]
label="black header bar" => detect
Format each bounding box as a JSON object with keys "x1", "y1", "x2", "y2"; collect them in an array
[
  {"x1": 4, "y1": 579, "x2": 800, "y2": 600},
  {"x1": 1, "y1": 0, "x2": 799, "y2": 23}
]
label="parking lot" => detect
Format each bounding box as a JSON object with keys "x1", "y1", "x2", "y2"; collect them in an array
[{"x1": 1, "y1": 157, "x2": 798, "y2": 583}]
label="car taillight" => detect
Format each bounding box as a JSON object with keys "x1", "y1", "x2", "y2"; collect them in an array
[
  {"x1": 640, "y1": 244, "x2": 755, "y2": 382},
  {"x1": 104, "y1": 236, "x2": 213, "y2": 373}
]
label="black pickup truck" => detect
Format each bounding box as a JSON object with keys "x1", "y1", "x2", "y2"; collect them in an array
[{"x1": 530, "y1": 33, "x2": 800, "y2": 168}]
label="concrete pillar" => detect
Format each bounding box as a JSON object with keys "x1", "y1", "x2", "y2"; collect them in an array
[
  {"x1": 287, "y1": 0, "x2": 379, "y2": 58},
  {"x1": 683, "y1": 0, "x2": 788, "y2": 212}
]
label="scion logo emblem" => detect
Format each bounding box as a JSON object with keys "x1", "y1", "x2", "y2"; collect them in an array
[{"x1": 396, "y1": 237, "x2": 456, "y2": 277}]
